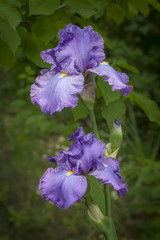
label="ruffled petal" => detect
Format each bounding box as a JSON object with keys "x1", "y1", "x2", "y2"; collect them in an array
[
  {"x1": 78, "y1": 134, "x2": 106, "y2": 173},
  {"x1": 68, "y1": 126, "x2": 85, "y2": 141},
  {"x1": 103, "y1": 157, "x2": 119, "y2": 172},
  {"x1": 88, "y1": 62, "x2": 133, "y2": 96},
  {"x1": 48, "y1": 127, "x2": 105, "y2": 175},
  {"x1": 30, "y1": 71, "x2": 84, "y2": 115},
  {"x1": 89, "y1": 157, "x2": 128, "y2": 197},
  {"x1": 46, "y1": 141, "x2": 82, "y2": 169},
  {"x1": 46, "y1": 153, "x2": 72, "y2": 171},
  {"x1": 39, "y1": 168, "x2": 87, "y2": 209},
  {"x1": 68, "y1": 128, "x2": 106, "y2": 173},
  {"x1": 40, "y1": 49, "x2": 57, "y2": 65},
  {"x1": 57, "y1": 24, "x2": 105, "y2": 73},
  {"x1": 41, "y1": 24, "x2": 105, "y2": 74}
]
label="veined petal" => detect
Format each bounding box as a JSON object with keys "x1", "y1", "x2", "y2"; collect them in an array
[
  {"x1": 57, "y1": 24, "x2": 105, "y2": 73},
  {"x1": 41, "y1": 24, "x2": 105, "y2": 74},
  {"x1": 68, "y1": 128, "x2": 106, "y2": 173},
  {"x1": 46, "y1": 141, "x2": 82, "y2": 169},
  {"x1": 30, "y1": 71, "x2": 84, "y2": 115},
  {"x1": 89, "y1": 157, "x2": 128, "y2": 197},
  {"x1": 39, "y1": 168, "x2": 87, "y2": 209},
  {"x1": 103, "y1": 157, "x2": 120, "y2": 172},
  {"x1": 78, "y1": 135, "x2": 106, "y2": 173},
  {"x1": 40, "y1": 49, "x2": 57, "y2": 65},
  {"x1": 88, "y1": 62, "x2": 133, "y2": 96}
]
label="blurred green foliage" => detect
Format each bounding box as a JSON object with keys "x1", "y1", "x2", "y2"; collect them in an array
[{"x1": 0, "y1": 0, "x2": 160, "y2": 240}]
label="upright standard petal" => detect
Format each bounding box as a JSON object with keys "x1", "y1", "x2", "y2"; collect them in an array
[
  {"x1": 41, "y1": 24, "x2": 105, "y2": 74},
  {"x1": 90, "y1": 157, "x2": 128, "y2": 197},
  {"x1": 68, "y1": 126, "x2": 85, "y2": 141},
  {"x1": 68, "y1": 128, "x2": 106, "y2": 174},
  {"x1": 30, "y1": 71, "x2": 84, "y2": 115},
  {"x1": 39, "y1": 168, "x2": 87, "y2": 209},
  {"x1": 47, "y1": 127, "x2": 105, "y2": 175},
  {"x1": 57, "y1": 24, "x2": 105, "y2": 73},
  {"x1": 88, "y1": 62, "x2": 133, "y2": 96}
]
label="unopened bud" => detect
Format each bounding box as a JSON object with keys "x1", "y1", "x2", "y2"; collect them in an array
[
  {"x1": 110, "y1": 119, "x2": 123, "y2": 152},
  {"x1": 88, "y1": 204, "x2": 104, "y2": 222},
  {"x1": 87, "y1": 204, "x2": 110, "y2": 234}
]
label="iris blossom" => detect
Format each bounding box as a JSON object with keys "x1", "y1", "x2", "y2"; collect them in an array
[
  {"x1": 31, "y1": 24, "x2": 133, "y2": 115},
  {"x1": 39, "y1": 127, "x2": 127, "y2": 209}
]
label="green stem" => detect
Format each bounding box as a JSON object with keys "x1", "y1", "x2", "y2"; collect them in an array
[
  {"x1": 111, "y1": 218, "x2": 118, "y2": 240},
  {"x1": 104, "y1": 185, "x2": 111, "y2": 218},
  {"x1": 89, "y1": 109, "x2": 100, "y2": 139},
  {"x1": 89, "y1": 108, "x2": 118, "y2": 240},
  {"x1": 104, "y1": 186, "x2": 118, "y2": 240},
  {"x1": 104, "y1": 231, "x2": 114, "y2": 240}
]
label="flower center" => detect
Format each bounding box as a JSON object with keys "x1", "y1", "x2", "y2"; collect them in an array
[
  {"x1": 58, "y1": 72, "x2": 69, "y2": 78},
  {"x1": 104, "y1": 164, "x2": 108, "y2": 167},
  {"x1": 66, "y1": 170, "x2": 75, "y2": 176}
]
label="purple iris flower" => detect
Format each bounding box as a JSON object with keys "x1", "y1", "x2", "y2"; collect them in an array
[
  {"x1": 31, "y1": 24, "x2": 133, "y2": 115},
  {"x1": 39, "y1": 127, "x2": 127, "y2": 209}
]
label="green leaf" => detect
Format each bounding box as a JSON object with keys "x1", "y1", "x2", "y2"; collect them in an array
[
  {"x1": 117, "y1": 0, "x2": 129, "y2": 13},
  {"x1": 94, "y1": 1, "x2": 108, "y2": 19},
  {"x1": 115, "y1": 63, "x2": 138, "y2": 73},
  {"x1": 106, "y1": 3, "x2": 124, "y2": 25},
  {"x1": 102, "y1": 99, "x2": 126, "y2": 130},
  {"x1": 32, "y1": 16, "x2": 58, "y2": 44},
  {"x1": 9, "y1": 0, "x2": 22, "y2": 8},
  {"x1": 0, "y1": 19, "x2": 21, "y2": 54},
  {"x1": 116, "y1": 63, "x2": 138, "y2": 73},
  {"x1": 65, "y1": 0, "x2": 96, "y2": 18},
  {"x1": 88, "y1": 176, "x2": 105, "y2": 215},
  {"x1": 24, "y1": 33, "x2": 51, "y2": 68},
  {"x1": 112, "y1": 59, "x2": 139, "y2": 73},
  {"x1": 148, "y1": 0, "x2": 160, "y2": 11},
  {"x1": 0, "y1": 1, "x2": 22, "y2": 30},
  {"x1": 0, "y1": 39, "x2": 16, "y2": 71},
  {"x1": 72, "y1": 98, "x2": 89, "y2": 121},
  {"x1": 97, "y1": 76, "x2": 120, "y2": 106},
  {"x1": 17, "y1": 26, "x2": 27, "y2": 46},
  {"x1": 130, "y1": 91, "x2": 160, "y2": 125},
  {"x1": 131, "y1": 0, "x2": 150, "y2": 16},
  {"x1": 128, "y1": 2, "x2": 138, "y2": 18},
  {"x1": 29, "y1": 0, "x2": 60, "y2": 15}
]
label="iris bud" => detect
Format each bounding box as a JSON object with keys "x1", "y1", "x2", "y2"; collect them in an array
[
  {"x1": 87, "y1": 204, "x2": 111, "y2": 234},
  {"x1": 88, "y1": 204, "x2": 104, "y2": 222},
  {"x1": 110, "y1": 119, "x2": 123, "y2": 152}
]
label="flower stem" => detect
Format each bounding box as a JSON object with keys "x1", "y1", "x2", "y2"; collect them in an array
[
  {"x1": 89, "y1": 108, "x2": 118, "y2": 240},
  {"x1": 104, "y1": 185, "x2": 118, "y2": 240},
  {"x1": 89, "y1": 109, "x2": 100, "y2": 139},
  {"x1": 104, "y1": 185, "x2": 111, "y2": 218}
]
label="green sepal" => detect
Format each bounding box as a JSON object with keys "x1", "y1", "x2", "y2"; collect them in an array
[{"x1": 105, "y1": 143, "x2": 120, "y2": 158}]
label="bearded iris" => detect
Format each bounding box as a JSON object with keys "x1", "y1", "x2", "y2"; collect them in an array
[
  {"x1": 39, "y1": 127, "x2": 127, "y2": 209},
  {"x1": 30, "y1": 24, "x2": 133, "y2": 115}
]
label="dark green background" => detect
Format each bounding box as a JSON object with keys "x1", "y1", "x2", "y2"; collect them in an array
[{"x1": 0, "y1": 0, "x2": 160, "y2": 239}]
